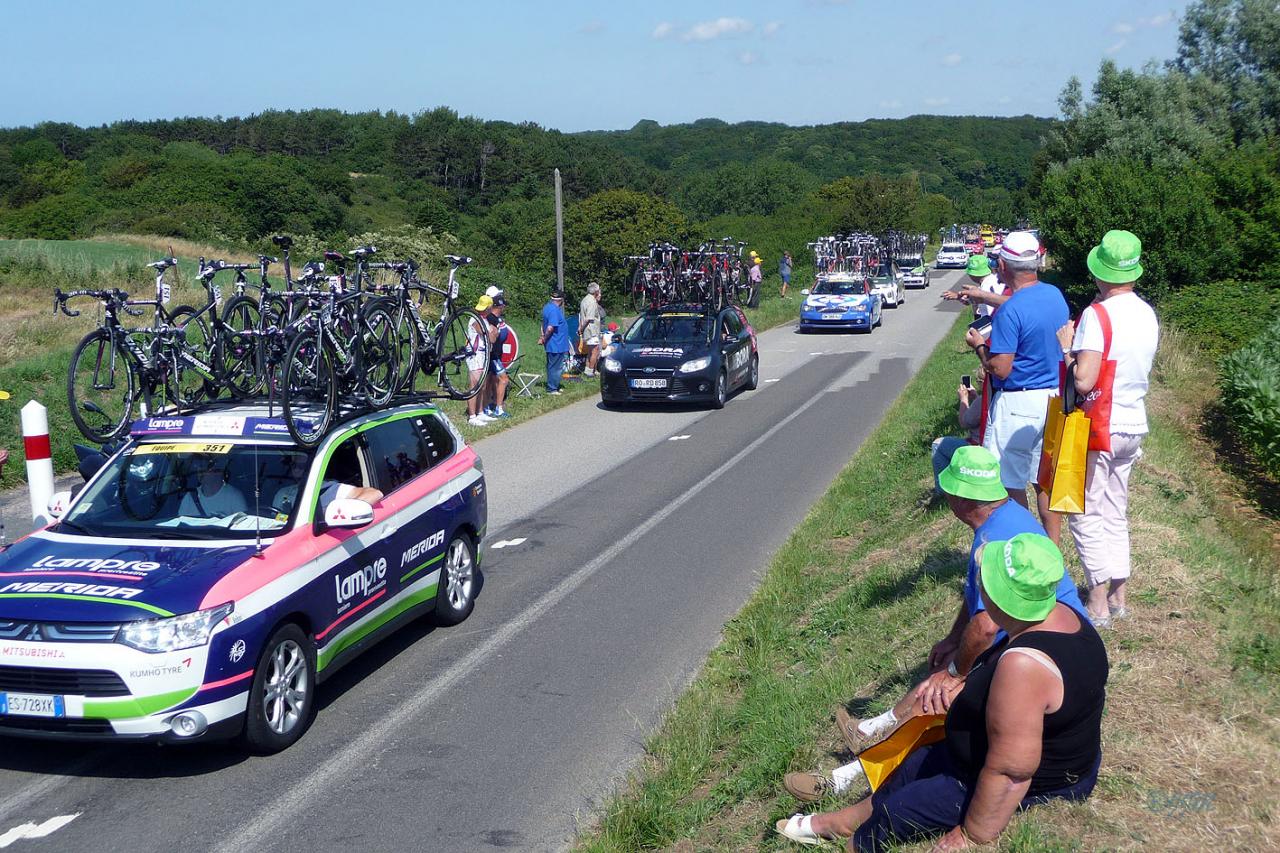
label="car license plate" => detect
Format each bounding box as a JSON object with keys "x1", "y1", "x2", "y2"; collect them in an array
[
  {"x1": 630, "y1": 378, "x2": 667, "y2": 389},
  {"x1": 0, "y1": 692, "x2": 65, "y2": 718}
]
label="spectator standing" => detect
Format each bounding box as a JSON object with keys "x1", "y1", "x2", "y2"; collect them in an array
[
  {"x1": 539, "y1": 290, "x2": 570, "y2": 396},
  {"x1": 1057, "y1": 230, "x2": 1159, "y2": 627},
  {"x1": 943, "y1": 254, "x2": 1005, "y2": 317},
  {"x1": 779, "y1": 251, "x2": 793, "y2": 299},
  {"x1": 749, "y1": 256, "x2": 764, "y2": 299},
  {"x1": 484, "y1": 297, "x2": 512, "y2": 419},
  {"x1": 579, "y1": 283, "x2": 604, "y2": 378},
  {"x1": 467, "y1": 295, "x2": 495, "y2": 426},
  {"x1": 965, "y1": 230, "x2": 1068, "y2": 543}
]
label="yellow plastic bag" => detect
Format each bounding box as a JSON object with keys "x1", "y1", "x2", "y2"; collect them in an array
[
  {"x1": 1036, "y1": 395, "x2": 1065, "y2": 493},
  {"x1": 1047, "y1": 410, "x2": 1090, "y2": 514},
  {"x1": 858, "y1": 713, "x2": 947, "y2": 792}
]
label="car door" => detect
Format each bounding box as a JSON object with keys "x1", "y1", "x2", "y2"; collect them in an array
[
  {"x1": 361, "y1": 415, "x2": 452, "y2": 604},
  {"x1": 719, "y1": 309, "x2": 749, "y2": 389}
]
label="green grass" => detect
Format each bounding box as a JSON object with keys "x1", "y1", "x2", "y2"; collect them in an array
[{"x1": 573, "y1": 321, "x2": 1280, "y2": 851}]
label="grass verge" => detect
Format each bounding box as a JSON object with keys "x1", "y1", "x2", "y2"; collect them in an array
[{"x1": 574, "y1": 320, "x2": 1280, "y2": 852}]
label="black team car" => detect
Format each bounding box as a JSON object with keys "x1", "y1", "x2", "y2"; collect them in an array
[{"x1": 600, "y1": 304, "x2": 759, "y2": 409}]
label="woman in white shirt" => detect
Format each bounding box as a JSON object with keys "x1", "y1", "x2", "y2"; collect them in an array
[{"x1": 1057, "y1": 230, "x2": 1160, "y2": 628}]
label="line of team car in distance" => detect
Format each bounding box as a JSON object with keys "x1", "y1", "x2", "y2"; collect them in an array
[{"x1": 798, "y1": 255, "x2": 931, "y2": 333}]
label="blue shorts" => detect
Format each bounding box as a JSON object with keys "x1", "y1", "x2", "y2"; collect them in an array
[
  {"x1": 853, "y1": 742, "x2": 1100, "y2": 852},
  {"x1": 490, "y1": 361, "x2": 507, "y2": 376}
]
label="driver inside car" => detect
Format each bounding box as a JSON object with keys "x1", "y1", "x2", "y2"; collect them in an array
[
  {"x1": 178, "y1": 454, "x2": 248, "y2": 519},
  {"x1": 272, "y1": 453, "x2": 384, "y2": 518}
]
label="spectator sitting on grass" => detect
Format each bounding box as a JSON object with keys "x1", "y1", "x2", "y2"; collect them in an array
[
  {"x1": 781, "y1": 447, "x2": 1088, "y2": 806},
  {"x1": 777, "y1": 533, "x2": 1108, "y2": 851},
  {"x1": 930, "y1": 366, "x2": 986, "y2": 494}
]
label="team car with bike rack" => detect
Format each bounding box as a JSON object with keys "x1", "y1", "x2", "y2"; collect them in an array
[
  {"x1": 600, "y1": 304, "x2": 758, "y2": 409},
  {"x1": 0, "y1": 402, "x2": 486, "y2": 752},
  {"x1": 798, "y1": 273, "x2": 883, "y2": 333}
]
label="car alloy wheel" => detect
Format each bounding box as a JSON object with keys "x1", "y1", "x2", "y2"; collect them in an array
[
  {"x1": 712, "y1": 371, "x2": 727, "y2": 409},
  {"x1": 263, "y1": 638, "x2": 309, "y2": 736},
  {"x1": 435, "y1": 534, "x2": 478, "y2": 625}
]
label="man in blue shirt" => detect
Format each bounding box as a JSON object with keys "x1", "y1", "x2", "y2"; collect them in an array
[
  {"x1": 965, "y1": 230, "x2": 1068, "y2": 543},
  {"x1": 539, "y1": 290, "x2": 571, "y2": 395}
]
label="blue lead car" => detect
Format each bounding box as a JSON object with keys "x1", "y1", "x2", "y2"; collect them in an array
[
  {"x1": 798, "y1": 273, "x2": 883, "y2": 333},
  {"x1": 0, "y1": 403, "x2": 486, "y2": 752}
]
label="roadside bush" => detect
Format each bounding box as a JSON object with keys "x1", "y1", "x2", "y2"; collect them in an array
[
  {"x1": 1219, "y1": 317, "x2": 1280, "y2": 479},
  {"x1": 1158, "y1": 279, "x2": 1280, "y2": 357}
]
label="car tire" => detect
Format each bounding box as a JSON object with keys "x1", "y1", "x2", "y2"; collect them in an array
[
  {"x1": 712, "y1": 371, "x2": 727, "y2": 409},
  {"x1": 241, "y1": 623, "x2": 316, "y2": 754},
  {"x1": 746, "y1": 355, "x2": 759, "y2": 390},
  {"x1": 434, "y1": 534, "x2": 477, "y2": 626}
]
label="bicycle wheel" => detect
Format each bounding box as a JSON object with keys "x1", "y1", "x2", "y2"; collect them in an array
[
  {"x1": 436, "y1": 309, "x2": 489, "y2": 400},
  {"x1": 67, "y1": 329, "x2": 138, "y2": 443},
  {"x1": 281, "y1": 330, "x2": 335, "y2": 448},
  {"x1": 360, "y1": 303, "x2": 399, "y2": 407},
  {"x1": 168, "y1": 306, "x2": 214, "y2": 406},
  {"x1": 220, "y1": 295, "x2": 263, "y2": 399},
  {"x1": 379, "y1": 299, "x2": 419, "y2": 396}
]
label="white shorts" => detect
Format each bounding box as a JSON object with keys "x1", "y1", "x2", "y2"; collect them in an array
[
  {"x1": 983, "y1": 387, "x2": 1056, "y2": 489},
  {"x1": 586, "y1": 336, "x2": 600, "y2": 346},
  {"x1": 467, "y1": 352, "x2": 487, "y2": 372}
]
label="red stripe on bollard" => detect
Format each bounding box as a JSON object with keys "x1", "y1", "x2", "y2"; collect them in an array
[{"x1": 24, "y1": 434, "x2": 52, "y2": 461}]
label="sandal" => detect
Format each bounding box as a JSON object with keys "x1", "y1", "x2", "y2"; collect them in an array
[{"x1": 774, "y1": 814, "x2": 823, "y2": 846}]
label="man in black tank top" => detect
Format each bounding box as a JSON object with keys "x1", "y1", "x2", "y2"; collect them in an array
[{"x1": 776, "y1": 533, "x2": 1108, "y2": 851}]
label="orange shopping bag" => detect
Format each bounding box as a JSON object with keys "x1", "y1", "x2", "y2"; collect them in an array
[{"x1": 858, "y1": 713, "x2": 947, "y2": 792}]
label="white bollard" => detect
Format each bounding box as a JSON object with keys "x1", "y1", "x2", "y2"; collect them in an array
[{"x1": 22, "y1": 401, "x2": 55, "y2": 526}]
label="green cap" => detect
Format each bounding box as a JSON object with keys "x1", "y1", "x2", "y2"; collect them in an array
[
  {"x1": 1086, "y1": 229, "x2": 1143, "y2": 284},
  {"x1": 979, "y1": 533, "x2": 1065, "y2": 621},
  {"x1": 938, "y1": 446, "x2": 1007, "y2": 502},
  {"x1": 965, "y1": 254, "x2": 991, "y2": 277}
]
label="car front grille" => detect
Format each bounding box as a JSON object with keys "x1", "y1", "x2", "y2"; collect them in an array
[
  {"x1": 0, "y1": 665, "x2": 130, "y2": 697},
  {"x1": 0, "y1": 621, "x2": 120, "y2": 643}
]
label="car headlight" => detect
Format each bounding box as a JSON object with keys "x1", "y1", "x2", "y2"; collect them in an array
[
  {"x1": 679, "y1": 356, "x2": 712, "y2": 373},
  {"x1": 118, "y1": 603, "x2": 233, "y2": 653},
  {"x1": 603, "y1": 357, "x2": 622, "y2": 373}
]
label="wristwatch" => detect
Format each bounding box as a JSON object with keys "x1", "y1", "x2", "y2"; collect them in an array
[{"x1": 947, "y1": 660, "x2": 960, "y2": 678}]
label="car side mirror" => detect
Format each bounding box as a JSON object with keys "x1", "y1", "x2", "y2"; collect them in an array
[
  {"x1": 321, "y1": 498, "x2": 374, "y2": 530},
  {"x1": 48, "y1": 491, "x2": 72, "y2": 520},
  {"x1": 800, "y1": 288, "x2": 810, "y2": 295}
]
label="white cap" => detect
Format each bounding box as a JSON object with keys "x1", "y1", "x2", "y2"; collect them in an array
[
  {"x1": 999, "y1": 230, "x2": 1040, "y2": 262},
  {"x1": 485, "y1": 285, "x2": 503, "y2": 299}
]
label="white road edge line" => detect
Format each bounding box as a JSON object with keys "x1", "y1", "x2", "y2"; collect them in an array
[
  {"x1": 212, "y1": 362, "x2": 843, "y2": 853},
  {"x1": 765, "y1": 379, "x2": 780, "y2": 383}
]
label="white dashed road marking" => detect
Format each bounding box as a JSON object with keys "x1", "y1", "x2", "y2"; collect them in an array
[
  {"x1": 765, "y1": 379, "x2": 780, "y2": 384},
  {"x1": 0, "y1": 814, "x2": 81, "y2": 849},
  {"x1": 808, "y1": 351, "x2": 825, "y2": 356},
  {"x1": 668, "y1": 435, "x2": 691, "y2": 442},
  {"x1": 489, "y1": 538, "x2": 527, "y2": 550}
]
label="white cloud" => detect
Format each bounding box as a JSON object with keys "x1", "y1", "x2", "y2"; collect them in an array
[
  {"x1": 1111, "y1": 21, "x2": 1135, "y2": 35},
  {"x1": 652, "y1": 21, "x2": 675, "y2": 39},
  {"x1": 923, "y1": 97, "x2": 951, "y2": 107},
  {"x1": 941, "y1": 52, "x2": 963, "y2": 67},
  {"x1": 1141, "y1": 12, "x2": 1174, "y2": 27},
  {"x1": 683, "y1": 17, "x2": 753, "y2": 41},
  {"x1": 762, "y1": 21, "x2": 784, "y2": 38},
  {"x1": 879, "y1": 99, "x2": 903, "y2": 109},
  {"x1": 1112, "y1": 13, "x2": 1173, "y2": 37},
  {"x1": 1106, "y1": 39, "x2": 1127, "y2": 54},
  {"x1": 579, "y1": 20, "x2": 606, "y2": 35},
  {"x1": 738, "y1": 51, "x2": 760, "y2": 65}
]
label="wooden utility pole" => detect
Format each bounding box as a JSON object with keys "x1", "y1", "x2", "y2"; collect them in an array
[{"x1": 554, "y1": 168, "x2": 565, "y2": 292}]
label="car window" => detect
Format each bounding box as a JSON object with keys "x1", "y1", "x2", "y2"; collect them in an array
[
  {"x1": 416, "y1": 414, "x2": 456, "y2": 469},
  {"x1": 363, "y1": 418, "x2": 431, "y2": 493},
  {"x1": 722, "y1": 311, "x2": 743, "y2": 339},
  {"x1": 324, "y1": 435, "x2": 371, "y2": 492}
]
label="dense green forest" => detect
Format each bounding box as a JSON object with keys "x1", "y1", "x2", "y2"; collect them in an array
[{"x1": 0, "y1": 110, "x2": 1051, "y2": 287}]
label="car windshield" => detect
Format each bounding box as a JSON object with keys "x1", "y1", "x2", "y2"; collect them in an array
[
  {"x1": 59, "y1": 442, "x2": 310, "y2": 540},
  {"x1": 899, "y1": 258, "x2": 922, "y2": 269},
  {"x1": 625, "y1": 314, "x2": 710, "y2": 344},
  {"x1": 812, "y1": 280, "x2": 866, "y2": 295},
  {"x1": 942, "y1": 244, "x2": 964, "y2": 252},
  {"x1": 871, "y1": 265, "x2": 894, "y2": 282}
]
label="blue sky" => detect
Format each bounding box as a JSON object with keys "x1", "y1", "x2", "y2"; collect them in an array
[{"x1": 1, "y1": 0, "x2": 1189, "y2": 131}]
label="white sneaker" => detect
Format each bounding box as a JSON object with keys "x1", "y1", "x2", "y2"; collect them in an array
[{"x1": 468, "y1": 415, "x2": 493, "y2": 426}]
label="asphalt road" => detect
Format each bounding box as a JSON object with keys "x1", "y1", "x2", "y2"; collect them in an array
[{"x1": 0, "y1": 272, "x2": 965, "y2": 852}]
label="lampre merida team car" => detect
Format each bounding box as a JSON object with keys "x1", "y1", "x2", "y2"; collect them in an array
[
  {"x1": 0, "y1": 403, "x2": 485, "y2": 752},
  {"x1": 798, "y1": 273, "x2": 883, "y2": 333},
  {"x1": 600, "y1": 304, "x2": 758, "y2": 409}
]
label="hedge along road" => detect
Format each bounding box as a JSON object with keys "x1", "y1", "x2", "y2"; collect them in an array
[{"x1": 0, "y1": 272, "x2": 967, "y2": 852}]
